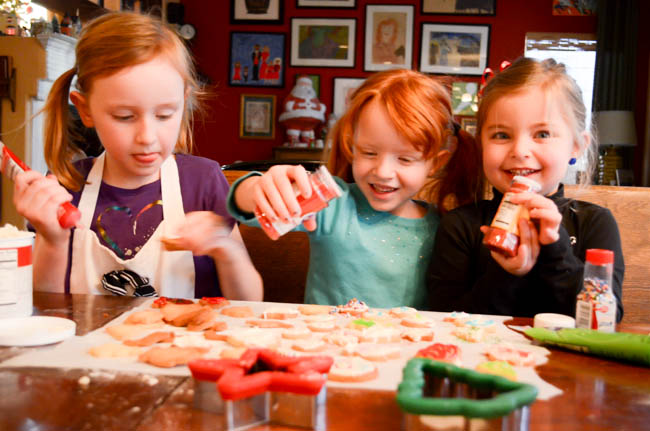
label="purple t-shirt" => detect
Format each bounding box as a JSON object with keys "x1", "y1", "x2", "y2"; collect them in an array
[{"x1": 63, "y1": 153, "x2": 235, "y2": 298}]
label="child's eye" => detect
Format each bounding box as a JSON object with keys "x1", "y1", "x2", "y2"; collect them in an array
[
  {"x1": 535, "y1": 130, "x2": 551, "y2": 139},
  {"x1": 490, "y1": 131, "x2": 509, "y2": 140},
  {"x1": 399, "y1": 157, "x2": 415, "y2": 164},
  {"x1": 113, "y1": 114, "x2": 134, "y2": 121},
  {"x1": 157, "y1": 113, "x2": 173, "y2": 120}
]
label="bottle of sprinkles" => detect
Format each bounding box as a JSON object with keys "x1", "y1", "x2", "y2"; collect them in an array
[{"x1": 576, "y1": 249, "x2": 617, "y2": 332}]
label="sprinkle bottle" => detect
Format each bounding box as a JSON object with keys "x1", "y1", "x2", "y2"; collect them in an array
[
  {"x1": 576, "y1": 249, "x2": 616, "y2": 332},
  {"x1": 255, "y1": 166, "x2": 343, "y2": 240},
  {"x1": 482, "y1": 175, "x2": 541, "y2": 257}
]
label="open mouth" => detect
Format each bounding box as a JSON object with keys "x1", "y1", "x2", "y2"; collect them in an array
[
  {"x1": 506, "y1": 169, "x2": 539, "y2": 177},
  {"x1": 133, "y1": 153, "x2": 158, "y2": 164},
  {"x1": 370, "y1": 183, "x2": 398, "y2": 194}
]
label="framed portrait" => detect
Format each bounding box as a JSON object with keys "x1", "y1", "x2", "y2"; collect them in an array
[
  {"x1": 229, "y1": 32, "x2": 285, "y2": 87},
  {"x1": 419, "y1": 23, "x2": 490, "y2": 76},
  {"x1": 460, "y1": 117, "x2": 477, "y2": 135},
  {"x1": 295, "y1": 73, "x2": 321, "y2": 98},
  {"x1": 332, "y1": 77, "x2": 365, "y2": 118},
  {"x1": 240, "y1": 94, "x2": 276, "y2": 139},
  {"x1": 297, "y1": 0, "x2": 356, "y2": 7},
  {"x1": 230, "y1": 0, "x2": 283, "y2": 24},
  {"x1": 451, "y1": 81, "x2": 478, "y2": 116},
  {"x1": 290, "y1": 18, "x2": 356, "y2": 67},
  {"x1": 421, "y1": 0, "x2": 495, "y2": 16},
  {"x1": 364, "y1": 4, "x2": 414, "y2": 72}
]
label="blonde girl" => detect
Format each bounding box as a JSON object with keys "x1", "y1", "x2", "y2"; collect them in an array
[
  {"x1": 13, "y1": 12, "x2": 262, "y2": 300},
  {"x1": 428, "y1": 57, "x2": 624, "y2": 320},
  {"x1": 228, "y1": 69, "x2": 482, "y2": 308}
]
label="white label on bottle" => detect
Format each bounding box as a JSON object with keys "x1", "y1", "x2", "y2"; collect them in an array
[
  {"x1": 576, "y1": 298, "x2": 616, "y2": 333},
  {"x1": 491, "y1": 193, "x2": 520, "y2": 231},
  {"x1": 0, "y1": 249, "x2": 18, "y2": 305}
]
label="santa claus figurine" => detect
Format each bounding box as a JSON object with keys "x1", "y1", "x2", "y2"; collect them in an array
[{"x1": 279, "y1": 76, "x2": 327, "y2": 147}]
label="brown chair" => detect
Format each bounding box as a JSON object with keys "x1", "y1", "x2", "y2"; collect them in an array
[
  {"x1": 565, "y1": 185, "x2": 650, "y2": 325},
  {"x1": 223, "y1": 170, "x2": 309, "y2": 304}
]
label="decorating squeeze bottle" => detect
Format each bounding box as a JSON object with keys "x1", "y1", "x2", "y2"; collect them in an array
[
  {"x1": 255, "y1": 166, "x2": 342, "y2": 240},
  {"x1": 482, "y1": 175, "x2": 541, "y2": 257},
  {"x1": 0, "y1": 140, "x2": 81, "y2": 229}
]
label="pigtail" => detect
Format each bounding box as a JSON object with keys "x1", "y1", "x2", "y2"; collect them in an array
[
  {"x1": 44, "y1": 68, "x2": 85, "y2": 191},
  {"x1": 432, "y1": 127, "x2": 484, "y2": 213}
]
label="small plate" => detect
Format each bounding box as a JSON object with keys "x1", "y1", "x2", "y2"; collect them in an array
[{"x1": 0, "y1": 316, "x2": 76, "y2": 346}]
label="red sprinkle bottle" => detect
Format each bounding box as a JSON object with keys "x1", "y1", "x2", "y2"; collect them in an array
[
  {"x1": 255, "y1": 166, "x2": 343, "y2": 240},
  {"x1": 482, "y1": 175, "x2": 541, "y2": 257},
  {"x1": 576, "y1": 249, "x2": 616, "y2": 332}
]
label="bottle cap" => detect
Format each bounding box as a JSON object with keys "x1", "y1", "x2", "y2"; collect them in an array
[
  {"x1": 585, "y1": 249, "x2": 614, "y2": 265},
  {"x1": 511, "y1": 176, "x2": 542, "y2": 193}
]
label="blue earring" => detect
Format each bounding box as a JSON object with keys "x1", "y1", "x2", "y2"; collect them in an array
[{"x1": 569, "y1": 158, "x2": 577, "y2": 165}]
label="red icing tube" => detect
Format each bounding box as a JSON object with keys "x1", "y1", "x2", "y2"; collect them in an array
[
  {"x1": 483, "y1": 176, "x2": 541, "y2": 257},
  {"x1": 255, "y1": 166, "x2": 342, "y2": 240}
]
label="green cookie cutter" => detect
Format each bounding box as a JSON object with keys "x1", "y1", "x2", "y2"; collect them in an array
[{"x1": 396, "y1": 358, "x2": 538, "y2": 419}]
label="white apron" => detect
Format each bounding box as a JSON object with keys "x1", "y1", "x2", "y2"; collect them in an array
[{"x1": 70, "y1": 153, "x2": 195, "y2": 298}]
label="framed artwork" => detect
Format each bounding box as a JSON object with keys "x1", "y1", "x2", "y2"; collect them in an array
[
  {"x1": 240, "y1": 94, "x2": 276, "y2": 139},
  {"x1": 295, "y1": 73, "x2": 321, "y2": 98},
  {"x1": 451, "y1": 81, "x2": 478, "y2": 116},
  {"x1": 364, "y1": 4, "x2": 414, "y2": 72},
  {"x1": 229, "y1": 32, "x2": 285, "y2": 87},
  {"x1": 230, "y1": 0, "x2": 283, "y2": 24},
  {"x1": 297, "y1": 0, "x2": 356, "y2": 7},
  {"x1": 419, "y1": 23, "x2": 490, "y2": 76},
  {"x1": 552, "y1": 0, "x2": 596, "y2": 16},
  {"x1": 332, "y1": 77, "x2": 365, "y2": 117},
  {"x1": 460, "y1": 117, "x2": 477, "y2": 135},
  {"x1": 290, "y1": 18, "x2": 356, "y2": 67},
  {"x1": 421, "y1": 0, "x2": 495, "y2": 16}
]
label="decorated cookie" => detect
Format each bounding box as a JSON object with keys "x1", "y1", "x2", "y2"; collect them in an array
[
  {"x1": 160, "y1": 302, "x2": 203, "y2": 324},
  {"x1": 307, "y1": 321, "x2": 338, "y2": 333},
  {"x1": 220, "y1": 306, "x2": 255, "y2": 318},
  {"x1": 298, "y1": 304, "x2": 335, "y2": 315},
  {"x1": 443, "y1": 311, "x2": 471, "y2": 325},
  {"x1": 453, "y1": 326, "x2": 485, "y2": 343},
  {"x1": 261, "y1": 307, "x2": 300, "y2": 320},
  {"x1": 347, "y1": 318, "x2": 376, "y2": 331},
  {"x1": 355, "y1": 343, "x2": 401, "y2": 362},
  {"x1": 328, "y1": 357, "x2": 378, "y2": 382},
  {"x1": 400, "y1": 313, "x2": 436, "y2": 329},
  {"x1": 225, "y1": 328, "x2": 280, "y2": 349},
  {"x1": 151, "y1": 297, "x2": 194, "y2": 308},
  {"x1": 476, "y1": 360, "x2": 517, "y2": 381},
  {"x1": 415, "y1": 343, "x2": 461, "y2": 366},
  {"x1": 302, "y1": 313, "x2": 336, "y2": 324},
  {"x1": 292, "y1": 338, "x2": 327, "y2": 353},
  {"x1": 198, "y1": 297, "x2": 230, "y2": 309},
  {"x1": 246, "y1": 319, "x2": 294, "y2": 329},
  {"x1": 389, "y1": 306, "x2": 419, "y2": 319},
  {"x1": 124, "y1": 309, "x2": 163, "y2": 325},
  {"x1": 484, "y1": 344, "x2": 537, "y2": 367},
  {"x1": 123, "y1": 331, "x2": 175, "y2": 347},
  {"x1": 400, "y1": 328, "x2": 435, "y2": 342},
  {"x1": 358, "y1": 326, "x2": 401, "y2": 344},
  {"x1": 335, "y1": 298, "x2": 369, "y2": 317},
  {"x1": 323, "y1": 330, "x2": 359, "y2": 347}
]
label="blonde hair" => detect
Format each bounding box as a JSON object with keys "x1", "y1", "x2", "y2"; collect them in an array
[
  {"x1": 477, "y1": 57, "x2": 597, "y2": 186},
  {"x1": 44, "y1": 12, "x2": 203, "y2": 190},
  {"x1": 326, "y1": 69, "x2": 483, "y2": 212}
]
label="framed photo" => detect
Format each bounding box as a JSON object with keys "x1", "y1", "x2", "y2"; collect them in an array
[
  {"x1": 451, "y1": 81, "x2": 478, "y2": 116},
  {"x1": 230, "y1": 0, "x2": 283, "y2": 24},
  {"x1": 295, "y1": 73, "x2": 321, "y2": 98},
  {"x1": 419, "y1": 23, "x2": 490, "y2": 76},
  {"x1": 290, "y1": 18, "x2": 356, "y2": 67},
  {"x1": 421, "y1": 0, "x2": 495, "y2": 16},
  {"x1": 240, "y1": 94, "x2": 276, "y2": 139},
  {"x1": 364, "y1": 4, "x2": 414, "y2": 72},
  {"x1": 552, "y1": 0, "x2": 595, "y2": 16},
  {"x1": 332, "y1": 77, "x2": 365, "y2": 118},
  {"x1": 460, "y1": 117, "x2": 477, "y2": 135},
  {"x1": 229, "y1": 32, "x2": 285, "y2": 87},
  {"x1": 297, "y1": 0, "x2": 356, "y2": 7}
]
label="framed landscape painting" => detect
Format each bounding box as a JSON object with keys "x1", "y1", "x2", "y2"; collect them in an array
[
  {"x1": 229, "y1": 32, "x2": 285, "y2": 87},
  {"x1": 419, "y1": 23, "x2": 489, "y2": 75},
  {"x1": 290, "y1": 18, "x2": 356, "y2": 67},
  {"x1": 364, "y1": 4, "x2": 414, "y2": 72}
]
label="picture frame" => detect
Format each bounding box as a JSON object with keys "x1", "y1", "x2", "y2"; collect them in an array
[
  {"x1": 552, "y1": 0, "x2": 596, "y2": 16},
  {"x1": 419, "y1": 23, "x2": 490, "y2": 76},
  {"x1": 451, "y1": 81, "x2": 478, "y2": 116},
  {"x1": 332, "y1": 77, "x2": 365, "y2": 118},
  {"x1": 230, "y1": 0, "x2": 283, "y2": 24},
  {"x1": 460, "y1": 117, "x2": 477, "y2": 135},
  {"x1": 295, "y1": 73, "x2": 321, "y2": 98},
  {"x1": 240, "y1": 94, "x2": 276, "y2": 139},
  {"x1": 421, "y1": 0, "x2": 495, "y2": 16},
  {"x1": 290, "y1": 18, "x2": 356, "y2": 68},
  {"x1": 297, "y1": 0, "x2": 356, "y2": 8},
  {"x1": 229, "y1": 32, "x2": 285, "y2": 88},
  {"x1": 364, "y1": 4, "x2": 414, "y2": 72}
]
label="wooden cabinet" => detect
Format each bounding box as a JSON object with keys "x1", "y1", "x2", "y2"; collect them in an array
[{"x1": 272, "y1": 146, "x2": 324, "y2": 162}]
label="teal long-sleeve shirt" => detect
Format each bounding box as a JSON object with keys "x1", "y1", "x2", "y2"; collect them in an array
[{"x1": 227, "y1": 173, "x2": 439, "y2": 309}]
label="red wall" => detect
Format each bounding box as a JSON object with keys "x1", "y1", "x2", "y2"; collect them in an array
[{"x1": 182, "y1": 0, "x2": 643, "y2": 168}]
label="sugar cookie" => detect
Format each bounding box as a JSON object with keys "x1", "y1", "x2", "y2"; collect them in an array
[
  {"x1": 198, "y1": 297, "x2": 230, "y2": 309},
  {"x1": 328, "y1": 357, "x2": 378, "y2": 382},
  {"x1": 123, "y1": 331, "x2": 175, "y2": 347},
  {"x1": 358, "y1": 326, "x2": 401, "y2": 344},
  {"x1": 292, "y1": 339, "x2": 327, "y2": 353},
  {"x1": 298, "y1": 304, "x2": 334, "y2": 315},
  {"x1": 261, "y1": 307, "x2": 299, "y2": 320},
  {"x1": 415, "y1": 343, "x2": 461, "y2": 366},
  {"x1": 220, "y1": 306, "x2": 255, "y2": 318},
  {"x1": 452, "y1": 326, "x2": 485, "y2": 342},
  {"x1": 138, "y1": 346, "x2": 209, "y2": 368},
  {"x1": 246, "y1": 319, "x2": 294, "y2": 329},
  {"x1": 389, "y1": 306, "x2": 419, "y2": 319},
  {"x1": 282, "y1": 327, "x2": 312, "y2": 339},
  {"x1": 484, "y1": 344, "x2": 537, "y2": 367},
  {"x1": 355, "y1": 344, "x2": 401, "y2": 362},
  {"x1": 124, "y1": 309, "x2": 163, "y2": 325},
  {"x1": 400, "y1": 328, "x2": 435, "y2": 342},
  {"x1": 400, "y1": 314, "x2": 436, "y2": 328}
]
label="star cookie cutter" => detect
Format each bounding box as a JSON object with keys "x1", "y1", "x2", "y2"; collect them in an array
[
  {"x1": 188, "y1": 348, "x2": 333, "y2": 430},
  {"x1": 397, "y1": 358, "x2": 538, "y2": 431}
]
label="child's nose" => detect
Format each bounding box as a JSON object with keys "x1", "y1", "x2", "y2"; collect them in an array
[
  {"x1": 510, "y1": 136, "x2": 532, "y2": 159},
  {"x1": 373, "y1": 156, "x2": 395, "y2": 178},
  {"x1": 136, "y1": 117, "x2": 156, "y2": 144}
]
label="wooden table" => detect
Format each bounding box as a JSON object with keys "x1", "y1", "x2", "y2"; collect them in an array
[{"x1": 1, "y1": 293, "x2": 649, "y2": 431}]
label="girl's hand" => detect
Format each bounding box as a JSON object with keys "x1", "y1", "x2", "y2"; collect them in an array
[
  {"x1": 481, "y1": 218, "x2": 540, "y2": 276},
  {"x1": 509, "y1": 192, "x2": 562, "y2": 245},
  {"x1": 252, "y1": 165, "x2": 317, "y2": 231},
  {"x1": 13, "y1": 171, "x2": 73, "y2": 244},
  {"x1": 166, "y1": 211, "x2": 235, "y2": 256}
]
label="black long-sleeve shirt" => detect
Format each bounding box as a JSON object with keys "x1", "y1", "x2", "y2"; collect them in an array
[{"x1": 427, "y1": 185, "x2": 624, "y2": 321}]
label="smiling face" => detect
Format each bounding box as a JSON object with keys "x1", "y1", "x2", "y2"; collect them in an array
[
  {"x1": 480, "y1": 87, "x2": 583, "y2": 196},
  {"x1": 72, "y1": 55, "x2": 185, "y2": 189},
  {"x1": 351, "y1": 99, "x2": 436, "y2": 218}
]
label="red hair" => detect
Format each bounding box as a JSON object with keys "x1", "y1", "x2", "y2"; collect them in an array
[{"x1": 326, "y1": 69, "x2": 483, "y2": 212}]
